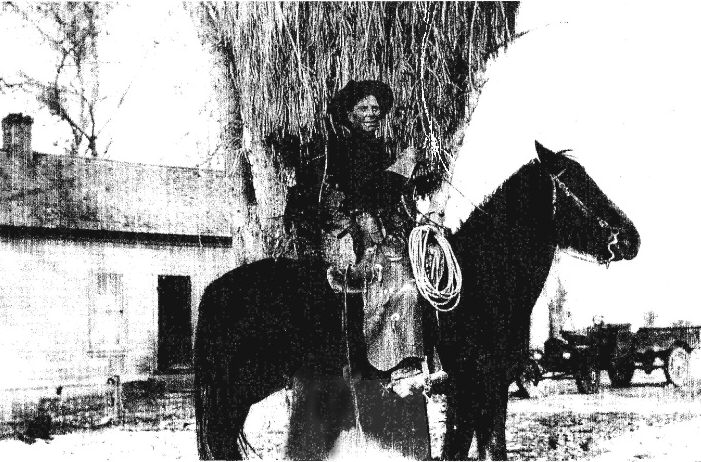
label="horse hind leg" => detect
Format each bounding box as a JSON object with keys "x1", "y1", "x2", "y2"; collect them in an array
[{"x1": 284, "y1": 374, "x2": 353, "y2": 460}]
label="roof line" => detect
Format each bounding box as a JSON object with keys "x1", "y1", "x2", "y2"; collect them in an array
[
  {"x1": 0, "y1": 225, "x2": 233, "y2": 247},
  {"x1": 0, "y1": 149, "x2": 226, "y2": 175}
]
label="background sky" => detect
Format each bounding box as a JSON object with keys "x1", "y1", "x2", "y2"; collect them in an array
[
  {"x1": 506, "y1": 1, "x2": 701, "y2": 342},
  {"x1": 0, "y1": 4, "x2": 219, "y2": 166},
  {"x1": 2, "y1": 2, "x2": 699, "y2": 344}
]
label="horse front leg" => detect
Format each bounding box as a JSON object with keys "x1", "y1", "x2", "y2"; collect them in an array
[
  {"x1": 476, "y1": 381, "x2": 509, "y2": 460},
  {"x1": 442, "y1": 377, "x2": 476, "y2": 460}
]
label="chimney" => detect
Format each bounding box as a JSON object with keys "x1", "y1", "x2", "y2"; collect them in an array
[{"x1": 2, "y1": 113, "x2": 34, "y2": 160}]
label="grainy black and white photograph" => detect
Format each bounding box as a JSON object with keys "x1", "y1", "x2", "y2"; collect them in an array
[{"x1": 0, "y1": 1, "x2": 699, "y2": 460}]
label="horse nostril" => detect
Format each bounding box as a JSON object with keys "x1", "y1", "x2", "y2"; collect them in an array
[{"x1": 618, "y1": 234, "x2": 640, "y2": 259}]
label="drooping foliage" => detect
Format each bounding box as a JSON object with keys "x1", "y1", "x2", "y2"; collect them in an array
[{"x1": 195, "y1": 2, "x2": 517, "y2": 172}]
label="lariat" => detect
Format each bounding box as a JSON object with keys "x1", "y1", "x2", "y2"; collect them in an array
[{"x1": 408, "y1": 224, "x2": 462, "y2": 312}]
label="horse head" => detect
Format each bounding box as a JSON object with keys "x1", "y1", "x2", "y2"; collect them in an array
[{"x1": 535, "y1": 140, "x2": 640, "y2": 265}]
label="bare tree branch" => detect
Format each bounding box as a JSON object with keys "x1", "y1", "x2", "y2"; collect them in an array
[
  {"x1": 5, "y1": 3, "x2": 106, "y2": 157},
  {"x1": 4, "y1": 2, "x2": 63, "y2": 49},
  {"x1": 0, "y1": 77, "x2": 28, "y2": 93},
  {"x1": 96, "y1": 79, "x2": 134, "y2": 138}
]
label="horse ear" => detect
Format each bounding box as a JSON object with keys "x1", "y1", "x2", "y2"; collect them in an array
[{"x1": 535, "y1": 140, "x2": 556, "y2": 167}]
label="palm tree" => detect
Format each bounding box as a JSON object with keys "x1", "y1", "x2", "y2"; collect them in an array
[{"x1": 191, "y1": 2, "x2": 519, "y2": 260}]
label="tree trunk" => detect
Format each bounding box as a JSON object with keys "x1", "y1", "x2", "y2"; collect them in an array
[{"x1": 244, "y1": 135, "x2": 294, "y2": 260}]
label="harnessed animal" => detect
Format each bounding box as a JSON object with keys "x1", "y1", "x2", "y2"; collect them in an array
[{"x1": 193, "y1": 141, "x2": 640, "y2": 460}]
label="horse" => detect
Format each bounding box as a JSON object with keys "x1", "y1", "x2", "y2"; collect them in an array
[
  {"x1": 194, "y1": 140, "x2": 640, "y2": 460},
  {"x1": 436, "y1": 140, "x2": 639, "y2": 459}
]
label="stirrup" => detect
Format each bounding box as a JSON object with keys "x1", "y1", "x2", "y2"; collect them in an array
[
  {"x1": 326, "y1": 264, "x2": 382, "y2": 294},
  {"x1": 388, "y1": 366, "x2": 426, "y2": 399}
]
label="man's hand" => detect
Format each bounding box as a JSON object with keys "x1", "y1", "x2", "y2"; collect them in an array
[{"x1": 386, "y1": 146, "x2": 417, "y2": 178}]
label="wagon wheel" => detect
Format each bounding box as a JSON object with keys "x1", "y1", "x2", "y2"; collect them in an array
[
  {"x1": 575, "y1": 357, "x2": 601, "y2": 394},
  {"x1": 664, "y1": 346, "x2": 690, "y2": 387},
  {"x1": 608, "y1": 358, "x2": 635, "y2": 388}
]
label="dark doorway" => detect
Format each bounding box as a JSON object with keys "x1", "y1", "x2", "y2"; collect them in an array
[{"x1": 157, "y1": 275, "x2": 193, "y2": 372}]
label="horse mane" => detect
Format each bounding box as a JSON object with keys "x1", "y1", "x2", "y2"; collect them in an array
[
  {"x1": 443, "y1": 138, "x2": 536, "y2": 233},
  {"x1": 438, "y1": 31, "x2": 579, "y2": 233},
  {"x1": 556, "y1": 149, "x2": 577, "y2": 161}
]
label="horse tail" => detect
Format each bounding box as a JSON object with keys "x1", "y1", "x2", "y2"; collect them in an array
[{"x1": 194, "y1": 285, "x2": 251, "y2": 460}]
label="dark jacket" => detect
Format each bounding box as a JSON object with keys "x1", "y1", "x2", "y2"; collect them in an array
[
  {"x1": 328, "y1": 131, "x2": 396, "y2": 195},
  {"x1": 285, "y1": 130, "x2": 413, "y2": 258}
]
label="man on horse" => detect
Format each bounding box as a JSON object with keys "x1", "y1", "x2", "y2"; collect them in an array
[{"x1": 285, "y1": 80, "x2": 429, "y2": 397}]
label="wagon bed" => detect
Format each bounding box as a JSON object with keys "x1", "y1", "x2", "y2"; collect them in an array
[{"x1": 634, "y1": 326, "x2": 701, "y2": 353}]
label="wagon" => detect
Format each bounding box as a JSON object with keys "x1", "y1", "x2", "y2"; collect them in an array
[
  {"x1": 524, "y1": 325, "x2": 613, "y2": 395},
  {"x1": 523, "y1": 323, "x2": 701, "y2": 394},
  {"x1": 615, "y1": 325, "x2": 701, "y2": 387}
]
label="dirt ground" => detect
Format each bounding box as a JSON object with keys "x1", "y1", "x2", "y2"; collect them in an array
[{"x1": 2, "y1": 369, "x2": 701, "y2": 460}]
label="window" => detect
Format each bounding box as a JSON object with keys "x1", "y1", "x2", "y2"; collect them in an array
[{"x1": 90, "y1": 273, "x2": 125, "y2": 352}]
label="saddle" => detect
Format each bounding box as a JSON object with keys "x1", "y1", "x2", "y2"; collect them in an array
[
  {"x1": 321, "y1": 158, "x2": 452, "y2": 395},
  {"x1": 325, "y1": 210, "x2": 437, "y2": 398},
  {"x1": 327, "y1": 240, "x2": 450, "y2": 398}
]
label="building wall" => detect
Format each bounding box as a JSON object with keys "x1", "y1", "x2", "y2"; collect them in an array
[{"x1": 0, "y1": 234, "x2": 239, "y2": 393}]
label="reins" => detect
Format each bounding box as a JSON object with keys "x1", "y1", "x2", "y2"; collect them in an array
[
  {"x1": 549, "y1": 166, "x2": 620, "y2": 268},
  {"x1": 341, "y1": 266, "x2": 363, "y2": 433},
  {"x1": 353, "y1": 155, "x2": 618, "y2": 318},
  {"x1": 405, "y1": 158, "x2": 618, "y2": 313}
]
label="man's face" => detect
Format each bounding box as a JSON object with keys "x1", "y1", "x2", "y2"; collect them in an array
[{"x1": 347, "y1": 95, "x2": 381, "y2": 133}]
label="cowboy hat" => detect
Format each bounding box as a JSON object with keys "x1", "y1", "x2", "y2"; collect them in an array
[{"x1": 328, "y1": 80, "x2": 394, "y2": 127}]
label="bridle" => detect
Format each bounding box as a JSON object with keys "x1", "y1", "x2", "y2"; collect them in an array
[{"x1": 550, "y1": 167, "x2": 620, "y2": 268}]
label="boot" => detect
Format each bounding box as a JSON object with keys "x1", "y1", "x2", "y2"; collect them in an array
[{"x1": 387, "y1": 358, "x2": 427, "y2": 398}]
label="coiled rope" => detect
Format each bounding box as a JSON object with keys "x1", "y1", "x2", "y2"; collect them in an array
[{"x1": 408, "y1": 224, "x2": 462, "y2": 312}]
